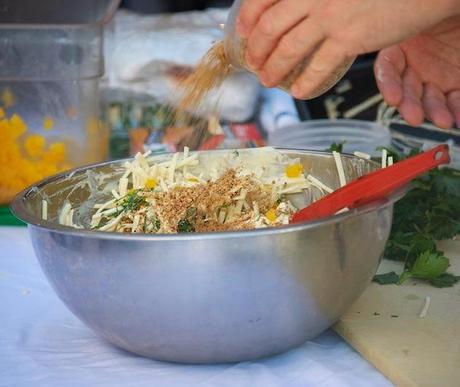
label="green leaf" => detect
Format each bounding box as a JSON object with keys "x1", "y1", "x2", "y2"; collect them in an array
[
  {"x1": 372, "y1": 272, "x2": 400, "y2": 285},
  {"x1": 177, "y1": 218, "x2": 195, "y2": 233},
  {"x1": 398, "y1": 271, "x2": 412, "y2": 284},
  {"x1": 120, "y1": 190, "x2": 147, "y2": 213},
  {"x1": 326, "y1": 142, "x2": 345, "y2": 153},
  {"x1": 410, "y1": 251, "x2": 449, "y2": 279},
  {"x1": 429, "y1": 273, "x2": 460, "y2": 288},
  {"x1": 375, "y1": 146, "x2": 404, "y2": 162}
]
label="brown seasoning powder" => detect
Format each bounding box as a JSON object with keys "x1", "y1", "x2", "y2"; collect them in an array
[{"x1": 178, "y1": 41, "x2": 233, "y2": 113}]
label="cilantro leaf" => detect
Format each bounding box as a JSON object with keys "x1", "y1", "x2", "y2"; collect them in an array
[
  {"x1": 329, "y1": 144, "x2": 460, "y2": 288},
  {"x1": 410, "y1": 251, "x2": 450, "y2": 279},
  {"x1": 429, "y1": 273, "x2": 460, "y2": 288},
  {"x1": 326, "y1": 142, "x2": 345, "y2": 153},
  {"x1": 373, "y1": 271, "x2": 400, "y2": 285}
]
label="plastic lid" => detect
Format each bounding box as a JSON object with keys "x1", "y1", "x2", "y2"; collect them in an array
[{"x1": 268, "y1": 119, "x2": 392, "y2": 156}]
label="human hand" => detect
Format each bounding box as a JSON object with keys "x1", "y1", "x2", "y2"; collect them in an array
[
  {"x1": 375, "y1": 16, "x2": 460, "y2": 129},
  {"x1": 236, "y1": 0, "x2": 460, "y2": 100}
]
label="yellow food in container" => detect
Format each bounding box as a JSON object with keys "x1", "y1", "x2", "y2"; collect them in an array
[{"x1": 0, "y1": 110, "x2": 72, "y2": 204}]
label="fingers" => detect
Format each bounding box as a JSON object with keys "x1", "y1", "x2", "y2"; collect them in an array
[
  {"x1": 422, "y1": 83, "x2": 454, "y2": 129},
  {"x1": 289, "y1": 40, "x2": 352, "y2": 99},
  {"x1": 398, "y1": 68, "x2": 424, "y2": 127},
  {"x1": 374, "y1": 47, "x2": 405, "y2": 107},
  {"x1": 236, "y1": 0, "x2": 279, "y2": 38},
  {"x1": 258, "y1": 19, "x2": 325, "y2": 88},
  {"x1": 245, "y1": 0, "x2": 311, "y2": 70},
  {"x1": 447, "y1": 90, "x2": 460, "y2": 128}
]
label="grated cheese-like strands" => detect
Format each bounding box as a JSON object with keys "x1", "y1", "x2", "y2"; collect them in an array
[
  {"x1": 381, "y1": 149, "x2": 388, "y2": 168},
  {"x1": 99, "y1": 213, "x2": 124, "y2": 232},
  {"x1": 333, "y1": 151, "x2": 347, "y2": 187},
  {"x1": 218, "y1": 209, "x2": 227, "y2": 224},
  {"x1": 168, "y1": 153, "x2": 179, "y2": 183},
  {"x1": 234, "y1": 200, "x2": 245, "y2": 215},
  {"x1": 307, "y1": 175, "x2": 334, "y2": 193},
  {"x1": 42, "y1": 200, "x2": 48, "y2": 221},
  {"x1": 94, "y1": 198, "x2": 117, "y2": 215},
  {"x1": 111, "y1": 189, "x2": 121, "y2": 199},
  {"x1": 419, "y1": 296, "x2": 431, "y2": 318},
  {"x1": 132, "y1": 215, "x2": 140, "y2": 233},
  {"x1": 100, "y1": 206, "x2": 122, "y2": 217},
  {"x1": 253, "y1": 201, "x2": 260, "y2": 219},
  {"x1": 67, "y1": 209, "x2": 75, "y2": 227},
  {"x1": 59, "y1": 202, "x2": 71, "y2": 225},
  {"x1": 233, "y1": 189, "x2": 248, "y2": 201},
  {"x1": 119, "y1": 178, "x2": 129, "y2": 197}
]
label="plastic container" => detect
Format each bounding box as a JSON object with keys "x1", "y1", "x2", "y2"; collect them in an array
[
  {"x1": 223, "y1": 0, "x2": 355, "y2": 99},
  {"x1": 0, "y1": 0, "x2": 120, "y2": 204},
  {"x1": 268, "y1": 119, "x2": 392, "y2": 156}
]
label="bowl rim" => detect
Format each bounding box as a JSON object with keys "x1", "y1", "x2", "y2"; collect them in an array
[{"x1": 10, "y1": 147, "x2": 406, "y2": 241}]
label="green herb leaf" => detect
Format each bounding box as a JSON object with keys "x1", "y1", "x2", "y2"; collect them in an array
[
  {"x1": 372, "y1": 271, "x2": 400, "y2": 285},
  {"x1": 120, "y1": 190, "x2": 147, "y2": 213},
  {"x1": 409, "y1": 251, "x2": 449, "y2": 279},
  {"x1": 429, "y1": 273, "x2": 460, "y2": 288},
  {"x1": 177, "y1": 218, "x2": 195, "y2": 233},
  {"x1": 326, "y1": 142, "x2": 345, "y2": 153}
]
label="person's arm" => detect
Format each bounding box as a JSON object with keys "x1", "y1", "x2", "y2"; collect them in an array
[{"x1": 237, "y1": 0, "x2": 460, "y2": 128}]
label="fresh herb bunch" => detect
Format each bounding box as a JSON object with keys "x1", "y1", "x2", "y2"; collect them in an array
[{"x1": 371, "y1": 147, "x2": 460, "y2": 288}]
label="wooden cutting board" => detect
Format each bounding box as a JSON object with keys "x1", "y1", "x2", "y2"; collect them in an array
[{"x1": 334, "y1": 239, "x2": 460, "y2": 387}]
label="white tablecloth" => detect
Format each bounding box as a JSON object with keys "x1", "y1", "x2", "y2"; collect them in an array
[{"x1": 0, "y1": 227, "x2": 391, "y2": 387}]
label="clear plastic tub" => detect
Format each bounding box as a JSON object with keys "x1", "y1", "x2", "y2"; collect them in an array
[
  {"x1": 0, "y1": 0, "x2": 120, "y2": 204},
  {"x1": 268, "y1": 119, "x2": 392, "y2": 156}
]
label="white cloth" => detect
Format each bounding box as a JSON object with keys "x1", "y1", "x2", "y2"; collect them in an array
[{"x1": 0, "y1": 227, "x2": 391, "y2": 387}]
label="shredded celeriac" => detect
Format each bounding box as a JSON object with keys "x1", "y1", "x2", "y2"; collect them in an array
[{"x1": 55, "y1": 147, "x2": 383, "y2": 233}]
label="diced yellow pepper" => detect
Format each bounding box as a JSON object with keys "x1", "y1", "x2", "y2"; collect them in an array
[
  {"x1": 43, "y1": 142, "x2": 66, "y2": 164},
  {"x1": 1, "y1": 87, "x2": 15, "y2": 108},
  {"x1": 9, "y1": 114, "x2": 27, "y2": 138},
  {"x1": 265, "y1": 208, "x2": 278, "y2": 222},
  {"x1": 144, "y1": 178, "x2": 157, "y2": 189},
  {"x1": 0, "y1": 110, "x2": 73, "y2": 203},
  {"x1": 24, "y1": 134, "x2": 45, "y2": 158},
  {"x1": 187, "y1": 177, "x2": 199, "y2": 183},
  {"x1": 285, "y1": 163, "x2": 304, "y2": 178},
  {"x1": 43, "y1": 116, "x2": 54, "y2": 131}
]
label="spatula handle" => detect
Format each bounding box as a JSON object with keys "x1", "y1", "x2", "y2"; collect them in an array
[{"x1": 291, "y1": 145, "x2": 450, "y2": 223}]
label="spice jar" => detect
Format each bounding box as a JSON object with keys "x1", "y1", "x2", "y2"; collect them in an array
[{"x1": 223, "y1": 0, "x2": 355, "y2": 99}]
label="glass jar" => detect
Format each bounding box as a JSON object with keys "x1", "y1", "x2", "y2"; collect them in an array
[{"x1": 0, "y1": 0, "x2": 120, "y2": 204}]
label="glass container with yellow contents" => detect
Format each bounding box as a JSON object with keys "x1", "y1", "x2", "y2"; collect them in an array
[{"x1": 0, "y1": 0, "x2": 120, "y2": 204}]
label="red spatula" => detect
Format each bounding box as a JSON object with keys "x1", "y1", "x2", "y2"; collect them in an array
[{"x1": 290, "y1": 144, "x2": 450, "y2": 224}]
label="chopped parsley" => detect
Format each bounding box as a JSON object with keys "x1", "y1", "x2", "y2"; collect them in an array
[
  {"x1": 120, "y1": 190, "x2": 147, "y2": 213},
  {"x1": 177, "y1": 219, "x2": 195, "y2": 232},
  {"x1": 369, "y1": 146, "x2": 460, "y2": 288},
  {"x1": 326, "y1": 141, "x2": 345, "y2": 153}
]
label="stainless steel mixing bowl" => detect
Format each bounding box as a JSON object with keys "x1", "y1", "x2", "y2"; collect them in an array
[{"x1": 11, "y1": 149, "x2": 401, "y2": 364}]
